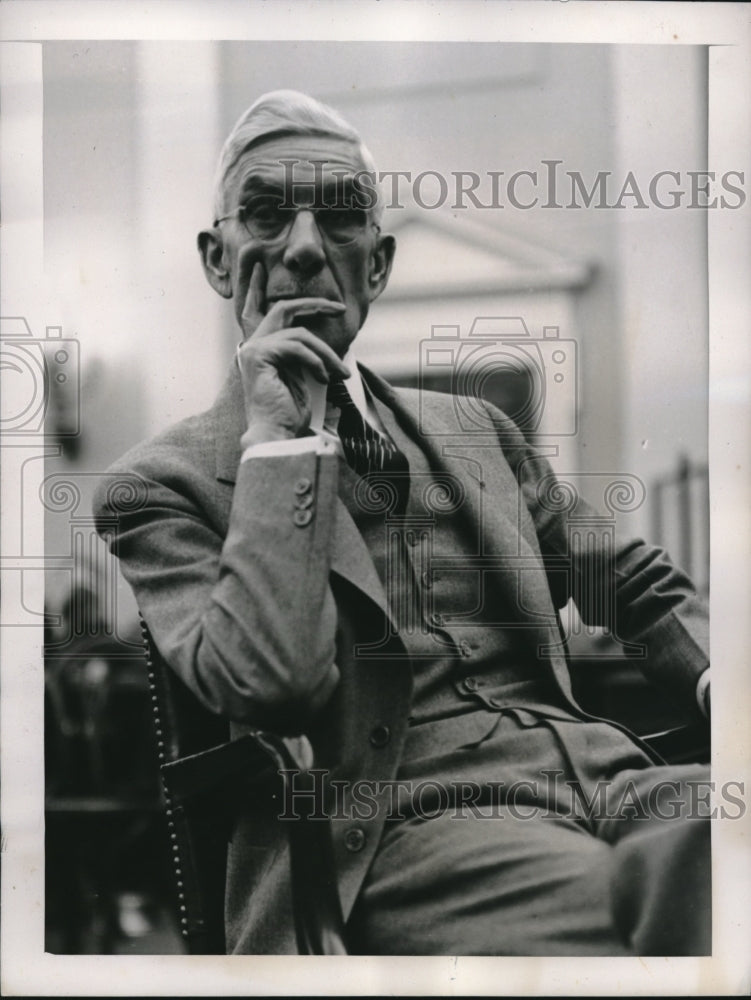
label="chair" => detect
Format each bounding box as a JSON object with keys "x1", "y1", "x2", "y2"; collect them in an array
[
  {"x1": 139, "y1": 616, "x2": 347, "y2": 955},
  {"x1": 569, "y1": 649, "x2": 710, "y2": 765}
]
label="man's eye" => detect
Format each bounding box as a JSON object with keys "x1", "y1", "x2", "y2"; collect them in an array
[
  {"x1": 245, "y1": 197, "x2": 286, "y2": 228},
  {"x1": 319, "y1": 205, "x2": 366, "y2": 230}
]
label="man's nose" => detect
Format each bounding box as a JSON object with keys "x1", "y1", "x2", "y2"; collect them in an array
[{"x1": 282, "y1": 209, "x2": 326, "y2": 278}]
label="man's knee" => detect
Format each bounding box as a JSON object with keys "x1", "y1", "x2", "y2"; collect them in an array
[{"x1": 609, "y1": 809, "x2": 711, "y2": 955}]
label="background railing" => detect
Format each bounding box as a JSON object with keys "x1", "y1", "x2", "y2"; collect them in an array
[{"x1": 651, "y1": 454, "x2": 710, "y2": 596}]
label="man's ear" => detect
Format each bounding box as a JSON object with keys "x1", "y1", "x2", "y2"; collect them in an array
[
  {"x1": 368, "y1": 232, "x2": 396, "y2": 303},
  {"x1": 197, "y1": 228, "x2": 232, "y2": 300}
]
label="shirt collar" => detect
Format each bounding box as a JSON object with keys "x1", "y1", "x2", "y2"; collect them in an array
[{"x1": 324, "y1": 345, "x2": 386, "y2": 437}]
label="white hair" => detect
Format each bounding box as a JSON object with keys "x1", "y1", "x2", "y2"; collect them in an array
[{"x1": 213, "y1": 89, "x2": 382, "y2": 221}]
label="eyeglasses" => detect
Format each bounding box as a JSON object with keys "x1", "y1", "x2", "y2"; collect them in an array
[{"x1": 214, "y1": 194, "x2": 379, "y2": 246}]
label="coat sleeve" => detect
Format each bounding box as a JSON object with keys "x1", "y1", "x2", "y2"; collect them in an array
[
  {"x1": 484, "y1": 402, "x2": 709, "y2": 710},
  {"x1": 94, "y1": 446, "x2": 341, "y2": 735}
]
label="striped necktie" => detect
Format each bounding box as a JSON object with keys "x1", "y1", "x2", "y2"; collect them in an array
[{"x1": 326, "y1": 379, "x2": 409, "y2": 478}]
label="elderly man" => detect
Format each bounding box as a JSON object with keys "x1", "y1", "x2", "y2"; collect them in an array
[{"x1": 95, "y1": 90, "x2": 710, "y2": 956}]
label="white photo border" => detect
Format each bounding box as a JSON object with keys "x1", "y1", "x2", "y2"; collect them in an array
[{"x1": 1, "y1": 1, "x2": 749, "y2": 995}]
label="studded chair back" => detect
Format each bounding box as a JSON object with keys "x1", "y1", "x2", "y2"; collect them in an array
[{"x1": 139, "y1": 615, "x2": 347, "y2": 954}]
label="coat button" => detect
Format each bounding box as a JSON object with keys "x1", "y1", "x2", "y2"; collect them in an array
[
  {"x1": 421, "y1": 571, "x2": 433, "y2": 589},
  {"x1": 295, "y1": 492, "x2": 314, "y2": 509},
  {"x1": 344, "y1": 827, "x2": 366, "y2": 852},
  {"x1": 459, "y1": 640, "x2": 472, "y2": 658},
  {"x1": 429, "y1": 612, "x2": 444, "y2": 628},
  {"x1": 462, "y1": 676, "x2": 480, "y2": 692},
  {"x1": 293, "y1": 509, "x2": 313, "y2": 527},
  {"x1": 369, "y1": 724, "x2": 391, "y2": 748},
  {"x1": 294, "y1": 477, "x2": 313, "y2": 495}
]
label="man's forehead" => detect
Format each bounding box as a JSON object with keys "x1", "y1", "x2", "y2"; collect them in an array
[{"x1": 228, "y1": 134, "x2": 369, "y2": 191}]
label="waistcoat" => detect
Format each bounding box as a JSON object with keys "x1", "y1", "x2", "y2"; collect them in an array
[{"x1": 336, "y1": 393, "x2": 567, "y2": 727}]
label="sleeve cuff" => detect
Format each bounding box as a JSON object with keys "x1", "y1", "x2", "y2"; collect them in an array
[
  {"x1": 240, "y1": 431, "x2": 341, "y2": 463},
  {"x1": 695, "y1": 668, "x2": 711, "y2": 718}
]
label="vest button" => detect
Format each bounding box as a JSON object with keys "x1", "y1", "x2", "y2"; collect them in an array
[
  {"x1": 459, "y1": 640, "x2": 472, "y2": 658},
  {"x1": 369, "y1": 724, "x2": 391, "y2": 748},
  {"x1": 421, "y1": 571, "x2": 433, "y2": 589},
  {"x1": 344, "y1": 827, "x2": 366, "y2": 852}
]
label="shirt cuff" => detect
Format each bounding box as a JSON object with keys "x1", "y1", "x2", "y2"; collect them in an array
[
  {"x1": 695, "y1": 668, "x2": 711, "y2": 718},
  {"x1": 240, "y1": 430, "x2": 341, "y2": 463}
]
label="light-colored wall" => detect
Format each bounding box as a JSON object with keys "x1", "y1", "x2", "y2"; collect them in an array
[{"x1": 611, "y1": 45, "x2": 708, "y2": 539}]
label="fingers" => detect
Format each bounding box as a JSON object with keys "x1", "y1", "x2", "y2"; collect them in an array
[
  {"x1": 240, "y1": 263, "x2": 347, "y2": 348},
  {"x1": 238, "y1": 271, "x2": 350, "y2": 398},
  {"x1": 243, "y1": 327, "x2": 350, "y2": 382},
  {"x1": 240, "y1": 261, "x2": 267, "y2": 337},
  {"x1": 282, "y1": 328, "x2": 350, "y2": 381},
  {"x1": 267, "y1": 297, "x2": 346, "y2": 330},
  {"x1": 269, "y1": 342, "x2": 333, "y2": 386}
]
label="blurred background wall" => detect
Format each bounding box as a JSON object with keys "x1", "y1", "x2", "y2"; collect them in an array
[{"x1": 42, "y1": 38, "x2": 709, "y2": 638}]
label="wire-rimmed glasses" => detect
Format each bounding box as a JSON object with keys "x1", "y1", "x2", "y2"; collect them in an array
[{"x1": 214, "y1": 194, "x2": 379, "y2": 246}]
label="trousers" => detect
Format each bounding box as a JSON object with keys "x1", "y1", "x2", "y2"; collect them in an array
[{"x1": 346, "y1": 708, "x2": 711, "y2": 955}]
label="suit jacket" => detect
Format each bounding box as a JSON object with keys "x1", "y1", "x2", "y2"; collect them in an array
[{"x1": 93, "y1": 362, "x2": 709, "y2": 953}]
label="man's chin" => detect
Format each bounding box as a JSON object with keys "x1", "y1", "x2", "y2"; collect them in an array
[{"x1": 291, "y1": 313, "x2": 354, "y2": 358}]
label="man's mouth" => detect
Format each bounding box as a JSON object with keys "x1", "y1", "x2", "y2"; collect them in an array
[
  {"x1": 267, "y1": 293, "x2": 342, "y2": 305},
  {"x1": 291, "y1": 311, "x2": 331, "y2": 329},
  {"x1": 267, "y1": 294, "x2": 345, "y2": 328}
]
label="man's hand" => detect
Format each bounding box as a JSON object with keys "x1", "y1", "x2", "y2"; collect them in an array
[{"x1": 237, "y1": 262, "x2": 350, "y2": 443}]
